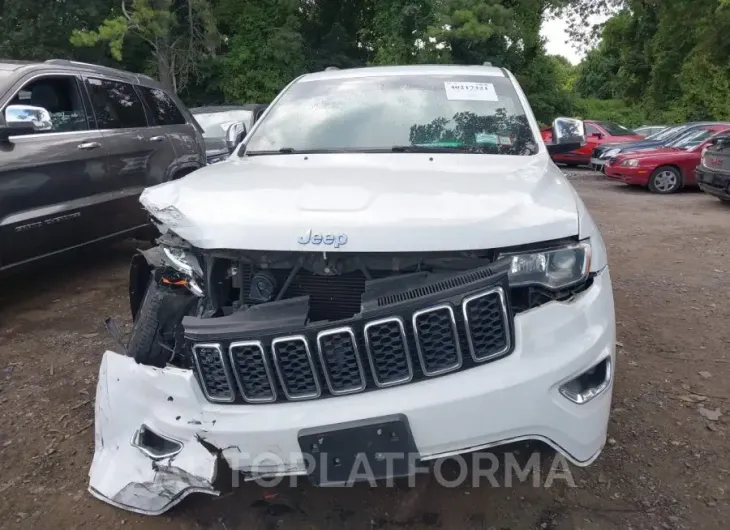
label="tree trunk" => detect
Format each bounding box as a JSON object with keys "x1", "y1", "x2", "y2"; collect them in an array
[{"x1": 156, "y1": 52, "x2": 174, "y2": 91}]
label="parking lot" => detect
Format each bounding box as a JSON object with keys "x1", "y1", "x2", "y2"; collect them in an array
[{"x1": 0, "y1": 169, "x2": 728, "y2": 530}]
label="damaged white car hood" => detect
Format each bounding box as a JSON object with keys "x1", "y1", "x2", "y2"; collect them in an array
[{"x1": 141, "y1": 153, "x2": 579, "y2": 251}]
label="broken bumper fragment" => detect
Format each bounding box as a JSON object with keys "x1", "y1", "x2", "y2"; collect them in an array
[{"x1": 89, "y1": 270, "x2": 615, "y2": 516}]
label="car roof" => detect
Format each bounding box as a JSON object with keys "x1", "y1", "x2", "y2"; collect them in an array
[
  {"x1": 0, "y1": 59, "x2": 165, "y2": 89},
  {"x1": 298, "y1": 64, "x2": 507, "y2": 83}
]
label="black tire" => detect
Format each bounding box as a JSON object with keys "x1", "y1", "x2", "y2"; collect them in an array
[
  {"x1": 126, "y1": 279, "x2": 195, "y2": 367},
  {"x1": 648, "y1": 166, "x2": 682, "y2": 194}
]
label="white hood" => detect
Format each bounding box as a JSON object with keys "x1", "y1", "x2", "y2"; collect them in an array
[{"x1": 141, "y1": 153, "x2": 579, "y2": 252}]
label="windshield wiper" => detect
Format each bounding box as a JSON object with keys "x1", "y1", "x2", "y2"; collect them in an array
[
  {"x1": 245, "y1": 147, "x2": 297, "y2": 156},
  {"x1": 391, "y1": 145, "x2": 483, "y2": 153}
]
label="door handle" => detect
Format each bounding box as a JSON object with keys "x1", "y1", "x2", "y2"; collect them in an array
[
  {"x1": 149, "y1": 136, "x2": 165, "y2": 142},
  {"x1": 77, "y1": 142, "x2": 101, "y2": 150}
]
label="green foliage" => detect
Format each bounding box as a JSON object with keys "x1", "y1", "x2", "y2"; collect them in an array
[
  {"x1": 573, "y1": 98, "x2": 646, "y2": 128},
  {"x1": 7, "y1": 0, "x2": 726, "y2": 128},
  {"x1": 70, "y1": 0, "x2": 218, "y2": 91},
  {"x1": 574, "y1": 0, "x2": 730, "y2": 124},
  {"x1": 216, "y1": 0, "x2": 305, "y2": 103},
  {"x1": 0, "y1": 0, "x2": 116, "y2": 63}
]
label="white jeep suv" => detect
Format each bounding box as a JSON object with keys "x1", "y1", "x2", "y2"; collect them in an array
[{"x1": 89, "y1": 64, "x2": 615, "y2": 515}]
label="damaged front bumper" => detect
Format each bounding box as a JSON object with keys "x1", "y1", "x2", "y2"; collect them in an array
[
  {"x1": 89, "y1": 269, "x2": 615, "y2": 516},
  {"x1": 88, "y1": 355, "x2": 223, "y2": 514}
]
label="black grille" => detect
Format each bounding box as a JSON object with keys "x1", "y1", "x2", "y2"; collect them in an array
[
  {"x1": 463, "y1": 291, "x2": 510, "y2": 361},
  {"x1": 364, "y1": 318, "x2": 412, "y2": 386},
  {"x1": 413, "y1": 306, "x2": 461, "y2": 375},
  {"x1": 191, "y1": 286, "x2": 513, "y2": 404},
  {"x1": 192, "y1": 345, "x2": 234, "y2": 402},
  {"x1": 272, "y1": 336, "x2": 320, "y2": 399},
  {"x1": 317, "y1": 329, "x2": 365, "y2": 394},
  {"x1": 229, "y1": 341, "x2": 276, "y2": 402}
]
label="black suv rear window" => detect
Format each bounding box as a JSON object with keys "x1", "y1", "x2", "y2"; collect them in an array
[
  {"x1": 85, "y1": 78, "x2": 147, "y2": 129},
  {"x1": 139, "y1": 87, "x2": 186, "y2": 126}
]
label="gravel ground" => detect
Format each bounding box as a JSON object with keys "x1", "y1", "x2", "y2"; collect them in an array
[{"x1": 1, "y1": 169, "x2": 728, "y2": 530}]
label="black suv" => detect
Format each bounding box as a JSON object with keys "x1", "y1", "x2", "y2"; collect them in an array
[
  {"x1": 0, "y1": 59, "x2": 206, "y2": 272},
  {"x1": 697, "y1": 135, "x2": 730, "y2": 202}
]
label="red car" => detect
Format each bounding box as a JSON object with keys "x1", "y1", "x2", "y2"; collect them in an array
[
  {"x1": 542, "y1": 120, "x2": 644, "y2": 166},
  {"x1": 604, "y1": 124, "x2": 730, "y2": 194}
]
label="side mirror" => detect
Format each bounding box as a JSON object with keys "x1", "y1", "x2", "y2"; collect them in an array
[
  {"x1": 547, "y1": 117, "x2": 586, "y2": 155},
  {"x1": 1, "y1": 105, "x2": 53, "y2": 140},
  {"x1": 592, "y1": 132, "x2": 604, "y2": 139},
  {"x1": 225, "y1": 122, "x2": 246, "y2": 153}
]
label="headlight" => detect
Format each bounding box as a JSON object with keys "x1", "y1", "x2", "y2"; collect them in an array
[
  {"x1": 620, "y1": 159, "x2": 639, "y2": 167},
  {"x1": 161, "y1": 246, "x2": 204, "y2": 296},
  {"x1": 499, "y1": 242, "x2": 591, "y2": 289},
  {"x1": 162, "y1": 246, "x2": 195, "y2": 276}
]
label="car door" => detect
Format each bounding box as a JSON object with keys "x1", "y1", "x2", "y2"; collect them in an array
[
  {"x1": 83, "y1": 76, "x2": 169, "y2": 233},
  {"x1": 137, "y1": 85, "x2": 203, "y2": 182},
  {"x1": 0, "y1": 73, "x2": 110, "y2": 269}
]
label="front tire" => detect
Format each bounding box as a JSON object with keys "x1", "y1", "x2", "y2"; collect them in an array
[
  {"x1": 126, "y1": 278, "x2": 195, "y2": 367},
  {"x1": 648, "y1": 166, "x2": 682, "y2": 194}
]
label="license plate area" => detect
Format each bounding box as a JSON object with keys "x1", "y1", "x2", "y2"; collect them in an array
[{"x1": 298, "y1": 414, "x2": 419, "y2": 486}]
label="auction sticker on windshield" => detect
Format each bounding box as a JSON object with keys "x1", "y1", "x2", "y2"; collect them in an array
[{"x1": 444, "y1": 82, "x2": 499, "y2": 101}]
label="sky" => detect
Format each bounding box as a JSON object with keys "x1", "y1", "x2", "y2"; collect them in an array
[{"x1": 541, "y1": 13, "x2": 609, "y2": 64}]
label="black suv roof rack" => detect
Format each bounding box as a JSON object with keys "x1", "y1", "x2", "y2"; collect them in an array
[{"x1": 44, "y1": 59, "x2": 156, "y2": 82}]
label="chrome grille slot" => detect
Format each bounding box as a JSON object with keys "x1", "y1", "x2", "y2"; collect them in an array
[
  {"x1": 316, "y1": 327, "x2": 366, "y2": 395},
  {"x1": 463, "y1": 288, "x2": 511, "y2": 362},
  {"x1": 192, "y1": 343, "x2": 235, "y2": 402},
  {"x1": 363, "y1": 317, "x2": 413, "y2": 387},
  {"x1": 229, "y1": 341, "x2": 277, "y2": 403},
  {"x1": 412, "y1": 305, "x2": 462, "y2": 376},
  {"x1": 271, "y1": 335, "x2": 321, "y2": 400}
]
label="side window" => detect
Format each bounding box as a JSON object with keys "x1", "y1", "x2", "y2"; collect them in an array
[
  {"x1": 585, "y1": 124, "x2": 601, "y2": 136},
  {"x1": 6, "y1": 75, "x2": 89, "y2": 134},
  {"x1": 139, "y1": 86, "x2": 186, "y2": 126},
  {"x1": 85, "y1": 78, "x2": 147, "y2": 129}
]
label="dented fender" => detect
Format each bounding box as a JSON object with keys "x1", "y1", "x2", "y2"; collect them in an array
[{"x1": 88, "y1": 351, "x2": 223, "y2": 515}]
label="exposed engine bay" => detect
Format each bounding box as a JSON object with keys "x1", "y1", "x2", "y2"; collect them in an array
[{"x1": 125, "y1": 230, "x2": 592, "y2": 373}]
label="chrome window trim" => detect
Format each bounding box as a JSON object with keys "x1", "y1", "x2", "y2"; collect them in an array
[
  {"x1": 191, "y1": 343, "x2": 236, "y2": 403},
  {"x1": 316, "y1": 327, "x2": 366, "y2": 396},
  {"x1": 363, "y1": 316, "x2": 413, "y2": 388},
  {"x1": 412, "y1": 304, "x2": 462, "y2": 376},
  {"x1": 271, "y1": 335, "x2": 321, "y2": 400},
  {"x1": 228, "y1": 340, "x2": 277, "y2": 403},
  {"x1": 462, "y1": 287, "x2": 512, "y2": 362}
]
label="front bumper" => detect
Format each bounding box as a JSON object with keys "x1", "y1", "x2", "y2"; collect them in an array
[
  {"x1": 89, "y1": 269, "x2": 616, "y2": 515},
  {"x1": 590, "y1": 158, "x2": 607, "y2": 171},
  {"x1": 604, "y1": 164, "x2": 651, "y2": 185},
  {"x1": 697, "y1": 167, "x2": 730, "y2": 199}
]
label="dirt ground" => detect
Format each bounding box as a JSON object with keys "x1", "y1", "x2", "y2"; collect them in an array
[{"x1": 1, "y1": 170, "x2": 728, "y2": 530}]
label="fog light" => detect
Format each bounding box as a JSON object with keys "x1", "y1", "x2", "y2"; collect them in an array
[
  {"x1": 559, "y1": 358, "x2": 612, "y2": 404},
  {"x1": 132, "y1": 424, "x2": 183, "y2": 459}
]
